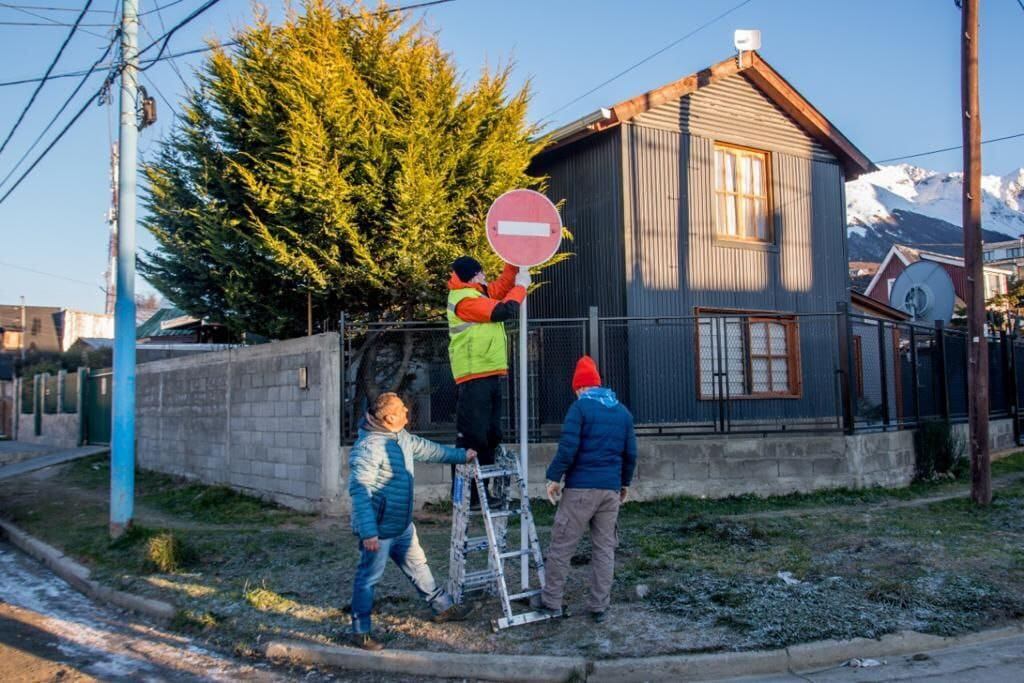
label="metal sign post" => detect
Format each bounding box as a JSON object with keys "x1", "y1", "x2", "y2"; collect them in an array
[{"x1": 485, "y1": 189, "x2": 562, "y2": 590}]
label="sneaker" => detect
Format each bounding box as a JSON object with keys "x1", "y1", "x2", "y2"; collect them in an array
[
  {"x1": 350, "y1": 633, "x2": 384, "y2": 651},
  {"x1": 590, "y1": 611, "x2": 607, "y2": 623},
  {"x1": 432, "y1": 601, "x2": 477, "y2": 623},
  {"x1": 529, "y1": 594, "x2": 566, "y2": 618}
]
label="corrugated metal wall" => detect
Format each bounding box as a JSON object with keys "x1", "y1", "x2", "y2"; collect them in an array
[
  {"x1": 529, "y1": 130, "x2": 626, "y2": 317},
  {"x1": 634, "y1": 73, "x2": 834, "y2": 162}
]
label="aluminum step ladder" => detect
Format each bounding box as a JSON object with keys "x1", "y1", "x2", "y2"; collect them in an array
[{"x1": 447, "y1": 447, "x2": 558, "y2": 630}]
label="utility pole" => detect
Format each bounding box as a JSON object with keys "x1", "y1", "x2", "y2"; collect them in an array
[
  {"x1": 961, "y1": 0, "x2": 990, "y2": 505},
  {"x1": 110, "y1": 0, "x2": 139, "y2": 537},
  {"x1": 19, "y1": 295, "x2": 26, "y2": 361},
  {"x1": 105, "y1": 143, "x2": 119, "y2": 316}
]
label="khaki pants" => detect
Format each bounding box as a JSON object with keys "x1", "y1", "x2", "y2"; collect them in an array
[{"x1": 541, "y1": 488, "x2": 620, "y2": 614}]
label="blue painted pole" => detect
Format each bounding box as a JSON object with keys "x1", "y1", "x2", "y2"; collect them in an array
[{"x1": 110, "y1": 0, "x2": 139, "y2": 538}]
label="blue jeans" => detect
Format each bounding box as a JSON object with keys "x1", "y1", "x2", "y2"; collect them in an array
[{"x1": 350, "y1": 523, "x2": 452, "y2": 634}]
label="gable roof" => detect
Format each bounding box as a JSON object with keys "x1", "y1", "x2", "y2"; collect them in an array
[
  {"x1": 863, "y1": 243, "x2": 1014, "y2": 298},
  {"x1": 544, "y1": 51, "x2": 876, "y2": 179}
]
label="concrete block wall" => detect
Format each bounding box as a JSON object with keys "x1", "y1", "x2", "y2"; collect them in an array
[
  {"x1": 15, "y1": 413, "x2": 80, "y2": 449},
  {"x1": 136, "y1": 333, "x2": 342, "y2": 513}
]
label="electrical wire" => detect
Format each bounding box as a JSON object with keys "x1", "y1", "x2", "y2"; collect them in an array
[
  {"x1": 0, "y1": 29, "x2": 118, "y2": 191},
  {"x1": 142, "y1": 14, "x2": 188, "y2": 90},
  {"x1": 0, "y1": 1, "x2": 114, "y2": 12},
  {"x1": 0, "y1": 19, "x2": 111, "y2": 25},
  {"x1": 541, "y1": 0, "x2": 755, "y2": 120},
  {"x1": 876, "y1": 132, "x2": 1024, "y2": 164},
  {"x1": 0, "y1": 0, "x2": 462, "y2": 204},
  {"x1": 0, "y1": 0, "x2": 96, "y2": 158},
  {"x1": 0, "y1": 260, "x2": 104, "y2": 288},
  {"x1": 0, "y1": 2, "x2": 109, "y2": 38}
]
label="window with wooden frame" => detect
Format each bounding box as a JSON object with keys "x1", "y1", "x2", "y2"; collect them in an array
[
  {"x1": 697, "y1": 309, "x2": 801, "y2": 399},
  {"x1": 714, "y1": 143, "x2": 771, "y2": 242}
]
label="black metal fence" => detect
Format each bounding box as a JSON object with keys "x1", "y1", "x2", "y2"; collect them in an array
[
  {"x1": 844, "y1": 311, "x2": 1022, "y2": 439},
  {"x1": 341, "y1": 310, "x2": 845, "y2": 442}
]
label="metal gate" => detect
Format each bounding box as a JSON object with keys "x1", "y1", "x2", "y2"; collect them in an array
[{"x1": 84, "y1": 370, "x2": 112, "y2": 445}]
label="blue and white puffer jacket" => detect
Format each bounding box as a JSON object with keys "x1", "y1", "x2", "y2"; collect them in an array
[{"x1": 348, "y1": 417, "x2": 467, "y2": 540}]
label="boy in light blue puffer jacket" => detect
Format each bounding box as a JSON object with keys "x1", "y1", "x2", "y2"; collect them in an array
[{"x1": 347, "y1": 392, "x2": 477, "y2": 650}]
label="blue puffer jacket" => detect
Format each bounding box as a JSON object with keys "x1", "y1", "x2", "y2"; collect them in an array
[
  {"x1": 545, "y1": 387, "x2": 637, "y2": 491},
  {"x1": 349, "y1": 417, "x2": 467, "y2": 540}
]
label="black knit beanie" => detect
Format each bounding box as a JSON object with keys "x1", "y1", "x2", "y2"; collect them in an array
[{"x1": 451, "y1": 256, "x2": 483, "y2": 283}]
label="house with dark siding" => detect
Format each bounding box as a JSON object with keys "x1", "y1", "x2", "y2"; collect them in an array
[{"x1": 529, "y1": 51, "x2": 876, "y2": 429}]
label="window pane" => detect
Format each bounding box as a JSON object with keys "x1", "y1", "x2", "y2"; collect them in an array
[
  {"x1": 738, "y1": 197, "x2": 751, "y2": 238},
  {"x1": 751, "y1": 358, "x2": 769, "y2": 393},
  {"x1": 753, "y1": 199, "x2": 768, "y2": 241},
  {"x1": 771, "y1": 363, "x2": 789, "y2": 392},
  {"x1": 699, "y1": 320, "x2": 717, "y2": 396},
  {"x1": 740, "y1": 155, "x2": 752, "y2": 195},
  {"x1": 724, "y1": 319, "x2": 746, "y2": 395},
  {"x1": 750, "y1": 322, "x2": 768, "y2": 355},
  {"x1": 723, "y1": 152, "x2": 736, "y2": 193},
  {"x1": 768, "y1": 323, "x2": 786, "y2": 353},
  {"x1": 725, "y1": 195, "x2": 737, "y2": 236},
  {"x1": 751, "y1": 156, "x2": 764, "y2": 196},
  {"x1": 715, "y1": 149, "x2": 724, "y2": 191}
]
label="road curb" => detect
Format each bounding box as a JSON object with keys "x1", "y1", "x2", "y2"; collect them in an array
[
  {"x1": 266, "y1": 620, "x2": 1024, "y2": 682},
  {"x1": 263, "y1": 640, "x2": 590, "y2": 682},
  {"x1": 0, "y1": 518, "x2": 177, "y2": 624}
]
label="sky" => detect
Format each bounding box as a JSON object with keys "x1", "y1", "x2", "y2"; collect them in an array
[{"x1": 0, "y1": 0, "x2": 1022, "y2": 314}]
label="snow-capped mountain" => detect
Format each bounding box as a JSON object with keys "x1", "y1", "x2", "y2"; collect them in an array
[{"x1": 846, "y1": 164, "x2": 1024, "y2": 262}]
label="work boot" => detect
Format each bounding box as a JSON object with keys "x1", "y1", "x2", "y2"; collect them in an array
[
  {"x1": 590, "y1": 611, "x2": 607, "y2": 624},
  {"x1": 530, "y1": 594, "x2": 566, "y2": 618},
  {"x1": 350, "y1": 633, "x2": 384, "y2": 651},
  {"x1": 432, "y1": 601, "x2": 477, "y2": 623}
]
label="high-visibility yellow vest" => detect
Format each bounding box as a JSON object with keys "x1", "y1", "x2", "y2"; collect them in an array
[{"x1": 447, "y1": 288, "x2": 508, "y2": 381}]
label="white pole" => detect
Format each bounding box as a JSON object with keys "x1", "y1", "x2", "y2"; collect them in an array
[{"x1": 519, "y1": 293, "x2": 529, "y2": 591}]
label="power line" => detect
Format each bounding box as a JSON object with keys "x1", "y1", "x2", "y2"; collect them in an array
[
  {"x1": 0, "y1": 18, "x2": 111, "y2": 25},
  {"x1": 142, "y1": 10, "x2": 188, "y2": 90},
  {"x1": 0, "y1": 1, "x2": 110, "y2": 38},
  {"x1": 0, "y1": 0, "x2": 96, "y2": 158},
  {"x1": 542, "y1": 0, "x2": 755, "y2": 120},
  {"x1": 0, "y1": 0, "x2": 462, "y2": 204},
  {"x1": 0, "y1": 30, "x2": 118, "y2": 191},
  {"x1": 0, "y1": 1, "x2": 114, "y2": 12},
  {"x1": 0, "y1": 260, "x2": 103, "y2": 288},
  {"x1": 875, "y1": 132, "x2": 1024, "y2": 164}
]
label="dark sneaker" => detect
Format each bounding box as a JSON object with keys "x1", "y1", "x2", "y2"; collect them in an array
[
  {"x1": 529, "y1": 594, "x2": 566, "y2": 618},
  {"x1": 432, "y1": 601, "x2": 477, "y2": 623},
  {"x1": 350, "y1": 633, "x2": 384, "y2": 651},
  {"x1": 590, "y1": 611, "x2": 607, "y2": 623}
]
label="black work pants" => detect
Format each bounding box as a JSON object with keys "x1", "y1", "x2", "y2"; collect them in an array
[{"x1": 452, "y1": 375, "x2": 503, "y2": 505}]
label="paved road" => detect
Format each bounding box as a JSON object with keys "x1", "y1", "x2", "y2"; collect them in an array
[
  {"x1": 723, "y1": 634, "x2": 1024, "y2": 682},
  {"x1": 0, "y1": 445, "x2": 109, "y2": 480}
]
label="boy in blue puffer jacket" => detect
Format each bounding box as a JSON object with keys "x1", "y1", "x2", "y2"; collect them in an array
[
  {"x1": 348, "y1": 392, "x2": 477, "y2": 650},
  {"x1": 538, "y1": 356, "x2": 637, "y2": 623}
]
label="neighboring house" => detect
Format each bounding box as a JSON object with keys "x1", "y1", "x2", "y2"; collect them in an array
[
  {"x1": 0, "y1": 305, "x2": 62, "y2": 354},
  {"x1": 864, "y1": 244, "x2": 1012, "y2": 310},
  {"x1": 56, "y1": 310, "x2": 113, "y2": 352},
  {"x1": 983, "y1": 238, "x2": 1024, "y2": 279},
  {"x1": 136, "y1": 307, "x2": 232, "y2": 344},
  {"x1": 529, "y1": 50, "x2": 874, "y2": 426},
  {"x1": 68, "y1": 336, "x2": 234, "y2": 363}
]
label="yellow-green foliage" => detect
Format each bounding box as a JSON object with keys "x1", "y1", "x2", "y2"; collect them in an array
[{"x1": 141, "y1": 0, "x2": 548, "y2": 337}]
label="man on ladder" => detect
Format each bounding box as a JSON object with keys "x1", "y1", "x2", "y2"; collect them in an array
[{"x1": 446, "y1": 256, "x2": 530, "y2": 507}]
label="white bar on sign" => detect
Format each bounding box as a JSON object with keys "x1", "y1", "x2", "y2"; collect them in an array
[{"x1": 497, "y1": 220, "x2": 549, "y2": 237}]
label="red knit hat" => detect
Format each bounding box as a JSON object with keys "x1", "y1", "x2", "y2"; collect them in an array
[{"x1": 572, "y1": 355, "x2": 602, "y2": 392}]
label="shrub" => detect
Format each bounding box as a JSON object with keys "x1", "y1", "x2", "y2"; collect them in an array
[
  {"x1": 914, "y1": 419, "x2": 966, "y2": 481},
  {"x1": 144, "y1": 531, "x2": 195, "y2": 573}
]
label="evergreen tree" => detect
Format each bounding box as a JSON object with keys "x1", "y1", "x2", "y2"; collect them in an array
[{"x1": 141, "y1": 0, "x2": 546, "y2": 338}]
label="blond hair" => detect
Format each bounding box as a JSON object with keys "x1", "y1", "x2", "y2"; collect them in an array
[{"x1": 370, "y1": 392, "x2": 404, "y2": 420}]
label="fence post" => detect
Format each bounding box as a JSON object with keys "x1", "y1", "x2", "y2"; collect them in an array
[
  {"x1": 33, "y1": 373, "x2": 42, "y2": 436},
  {"x1": 836, "y1": 302, "x2": 856, "y2": 434},
  {"x1": 78, "y1": 367, "x2": 88, "y2": 446},
  {"x1": 339, "y1": 311, "x2": 347, "y2": 445},
  {"x1": 877, "y1": 322, "x2": 891, "y2": 430},
  {"x1": 588, "y1": 306, "x2": 600, "y2": 367},
  {"x1": 57, "y1": 369, "x2": 66, "y2": 414},
  {"x1": 909, "y1": 326, "x2": 920, "y2": 428},
  {"x1": 12, "y1": 376, "x2": 19, "y2": 440},
  {"x1": 1001, "y1": 330, "x2": 1016, "y2": 425},
  {"x1": 933, "y1": 320, "x2": 950, "y2": 422}
]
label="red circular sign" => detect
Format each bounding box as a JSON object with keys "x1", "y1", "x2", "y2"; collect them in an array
[{"x1": 485, "y1": 189, "x2": 562, "y2": 267}]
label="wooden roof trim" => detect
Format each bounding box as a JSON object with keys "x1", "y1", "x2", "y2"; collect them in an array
[
  {"x1": 743, "y1": 52, "x2": 877, "y2": 178},
  {"x1": 850, "y1": 290, "x2": 909, "y2": 321}
]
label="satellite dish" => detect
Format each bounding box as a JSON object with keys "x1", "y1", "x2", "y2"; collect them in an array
[{"x1": 890, "y1": 261, "x2": 956, "y2": 324}]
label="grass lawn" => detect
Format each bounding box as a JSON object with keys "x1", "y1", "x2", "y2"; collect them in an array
[{"x1": 0, "y1": 452, "x2": 1022, "y2": 658}]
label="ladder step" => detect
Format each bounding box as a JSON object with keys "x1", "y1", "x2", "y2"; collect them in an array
[
  {"x1": 477, "y1": 466, "x2": 516, "y2": 480},
  {"x1": 463, "y1": 570, "x2": 497, "y2": 586},
  {"x1": 499, "y1": 549, "x2": 532, "y2": 560},
  {"x1": 507, "y1": 588, "x2": 542, "y2": 602},
  {"x1": 487, "y1": 509, "x2": 516, "y2": 519},
  {"x1": 463, "y1": 536, "x2": 491, "y2": 553}
]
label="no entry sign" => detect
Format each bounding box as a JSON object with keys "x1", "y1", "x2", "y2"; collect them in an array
[{"x1": 485, "y1": 189, "x2": 562, "y2": 267}]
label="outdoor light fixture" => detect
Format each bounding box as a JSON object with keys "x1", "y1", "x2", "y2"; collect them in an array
[{"x1": 298, "y1": 367, "x2": 309, "y2": 390}]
